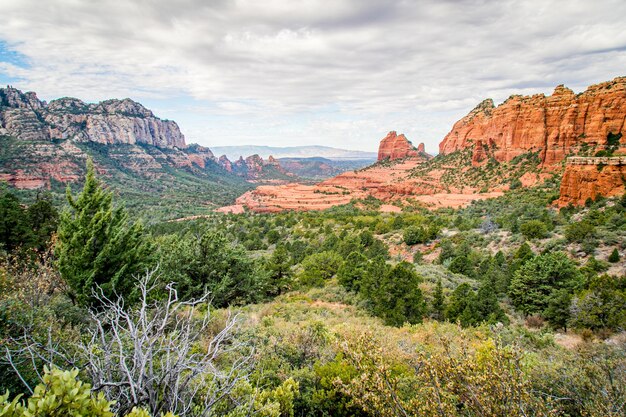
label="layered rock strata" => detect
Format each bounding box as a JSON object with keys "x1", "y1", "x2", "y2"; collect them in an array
[
  {"x1": 0, "y1": 86, "x2": 186, "y2": 148},
  {"x1": 377, "y1": 131, "x2": 419, "y2": 161},
  {"x1": 556, "y1": 157, "x2": 626, "y2": 206},
  {"x1": 440, "y1": 77, "x2": 626, "y2": 166}
]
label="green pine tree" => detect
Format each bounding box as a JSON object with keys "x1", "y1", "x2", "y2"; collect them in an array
[
  {"x1": 56, "y1": 158, "x2": 153, "y2": 306},
  {"x1": 431, "y1": 278, "x2": 445, "y2": 320},
  {"x1": 266, "y1": 244, "x2": 294, "y2": 296},
  {"x1": 337, "y1": 251, "x2": 368, "y2": 292},
  {"x1": 374, "y1": 261, "x2": 425, "y2": 326}
]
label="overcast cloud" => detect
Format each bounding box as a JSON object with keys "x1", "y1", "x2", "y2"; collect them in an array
[{"x1": 0, "y1": 0, "x2": 625, "y2": 152}]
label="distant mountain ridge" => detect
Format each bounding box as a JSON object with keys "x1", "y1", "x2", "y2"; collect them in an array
[
  {"x1": 211, "y1": 145, "x2": 377, "y2": 161},
  {"x1": 0, "y1": 86, "x2": 185, "y2": 148}
]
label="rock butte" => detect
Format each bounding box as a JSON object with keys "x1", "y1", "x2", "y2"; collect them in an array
[
  {"x1": 377, "y1": 131, "x2": 420, "y2": 161},
  {"x1": 220, "y1": 154, "x2": 292, "y2": 182}
]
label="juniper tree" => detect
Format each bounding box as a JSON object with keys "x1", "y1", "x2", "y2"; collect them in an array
[{"x1": 56, "y1": 158, "x2": 153, "y2": 306}]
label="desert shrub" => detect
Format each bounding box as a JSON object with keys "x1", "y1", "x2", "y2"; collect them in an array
[
  {"x1": 0, "y1": 189, "x2": 58, "y2": 256},
  {"x1": 569, "y1": 274, "x2": 626, "y2": 331},
  {"x1": 336, "y1": 333, "x2": 558, "y2": 417},
  {"x1": 520, "y1": 219, "x2": 548, "y2": 239},
  {"x1": 403, "y1": 224, "x2": 439, "y2": 245},
  {"x1": 157, "y1": 230, "x2": 266, "y2": 306},
  {"x1": 565, "y1": 220, "x2": 595, "y2": 243},
  {"x1": 369, "y1": 261, "x2": 426, "y2": 326}
]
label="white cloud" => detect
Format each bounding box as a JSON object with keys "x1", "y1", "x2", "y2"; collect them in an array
[{"x1": 0, "y1": 0, "x2": 625, "y2": 151}]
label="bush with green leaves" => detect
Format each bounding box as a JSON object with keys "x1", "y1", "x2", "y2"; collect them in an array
[
  {"x1": 0, "y1": 189, "x2": 58, "y2": 255},
  {"x1": 569, "y1": 274, "x2": 626, "y2": 331},
  {"x1": 0, "y1": 367, "x2": 176, "y2": 417},
  {"x1": 369, "y1": 261, "x2": 426, "y2": 326},
  {"x1": 520, "y1": 219, "x2": 548, "y2": 240},
  {"x1": 564, "y1": 220, "x2": 595, "y2": 243},
  {"x1": 608, "y1": 248, "x2": 620, "y2": 263},
  {"x1": 402, "y1": 224, "x2": 439, "y2": 245},
  {"x1": 298, "y1": 251, "x2": 343, "y2": 287},
  {"x1": 157, "y1": 229, "x2": 266, "y2": 306}
]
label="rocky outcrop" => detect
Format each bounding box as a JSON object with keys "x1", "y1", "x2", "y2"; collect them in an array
[
  {"x1": 439, "y1": 77, "x2": 626, "y2": 166},
  {"x1": 556, "y1": 157, "x2": 626, "y2": 206},
  {"x1": 218, "y1": 155, "x2": 233, "y2": 172},
  {"x1": 181, "y1": 144, "x2": 214, "y2": 168},
  {"x1": 0, "y1": 86, "x2": 186, "y2": 148},
  {"x1": 218, "y1": 153, "x2": 291, "y2": 181},
  {"x1": 377, "y1": 131, "x2": 419, "y2": 161}
]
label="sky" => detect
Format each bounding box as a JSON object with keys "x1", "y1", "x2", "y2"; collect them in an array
[{"x1": 0, "y1": 0, "x2": 625, "y2": 153}]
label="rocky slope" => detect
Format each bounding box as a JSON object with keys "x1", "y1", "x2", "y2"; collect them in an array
[
  {"x1": 556, "y1": 156, "x2": 626, "y2": 206},
  {"x1": 0, "y1": 135, "x2": 252, "y2": 219},
  {"x1": 0, "y1": 86, "x2": 185, "y2": 148},
  {"x1": 439, "y1": 77, "x2": 626, "y2": 166}
]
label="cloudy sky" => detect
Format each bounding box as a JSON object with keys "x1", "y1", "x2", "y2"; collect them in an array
[{"x1": 1, "y1": 0, "x2": 625, "y2": 152}]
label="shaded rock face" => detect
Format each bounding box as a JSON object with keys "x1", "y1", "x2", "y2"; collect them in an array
[
  {"x1": 0, "y1": 86, "x2": 186, "y2": 148},
  {"x1": 439, "y1": 77, "x2": 626, "y2": 166},
  {"x1": 556, "y1": 157, "x2": 626, "y2": 206},
  {"x1": 377, "y1": 131, "x2": 419, "y2": 161}
]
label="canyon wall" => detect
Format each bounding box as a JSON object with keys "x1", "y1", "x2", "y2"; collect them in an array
[
  {"x1": 439, "y1": 77, "x2": 626, "y2": 165},
  {"x1": 556, "y1": 156, "x2": 626, "y2": 206}
]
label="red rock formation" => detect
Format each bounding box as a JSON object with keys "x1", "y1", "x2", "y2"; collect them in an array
[
  {"x1": 377, "y1": 131, "x2": 419, "y2": 161},
  {"x1": 556, "y1": 157, "x2": 626, "y2": 206},
  {"x1": 417, "y1": 142, "x2": 426, "y2": 153},
  {"x1": 245, "y1": 154, "x2": 265, "y2": 176},
  {"x1": 218, "y1": 155, "x2": 232, "y2": 172},
  {"x1": 440, "y1": 77, "x2": 626, "y2": 166},
  {"x1": 219, "y1": 154, "x2": 291, "y2": 181}
]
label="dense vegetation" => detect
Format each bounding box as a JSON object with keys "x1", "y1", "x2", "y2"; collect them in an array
[
  {"x1": 0, "y1": 135, "x2": 253, "y2": 221},
  {"x1": 1, "y1": 160, "x2": 625, "y2": 416}
]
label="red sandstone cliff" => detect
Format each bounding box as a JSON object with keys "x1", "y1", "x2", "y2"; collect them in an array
[
  {"x1": 556, "y1": 157, "x2": 626, "y2": 206},
  {"x1": 377, "y1": 131, "x2": 419, "y2": 161},
  {"x1": 439, "y1": 77, "x2": 626, "y2": 166}
]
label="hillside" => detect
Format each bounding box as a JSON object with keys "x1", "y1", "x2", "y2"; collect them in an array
[
  {"x1": 0, "y1": 87, "x2": 256, "y2": 220},
  {"x1": 0, "y1": 135, "x2": 252, "y2": 220}
]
